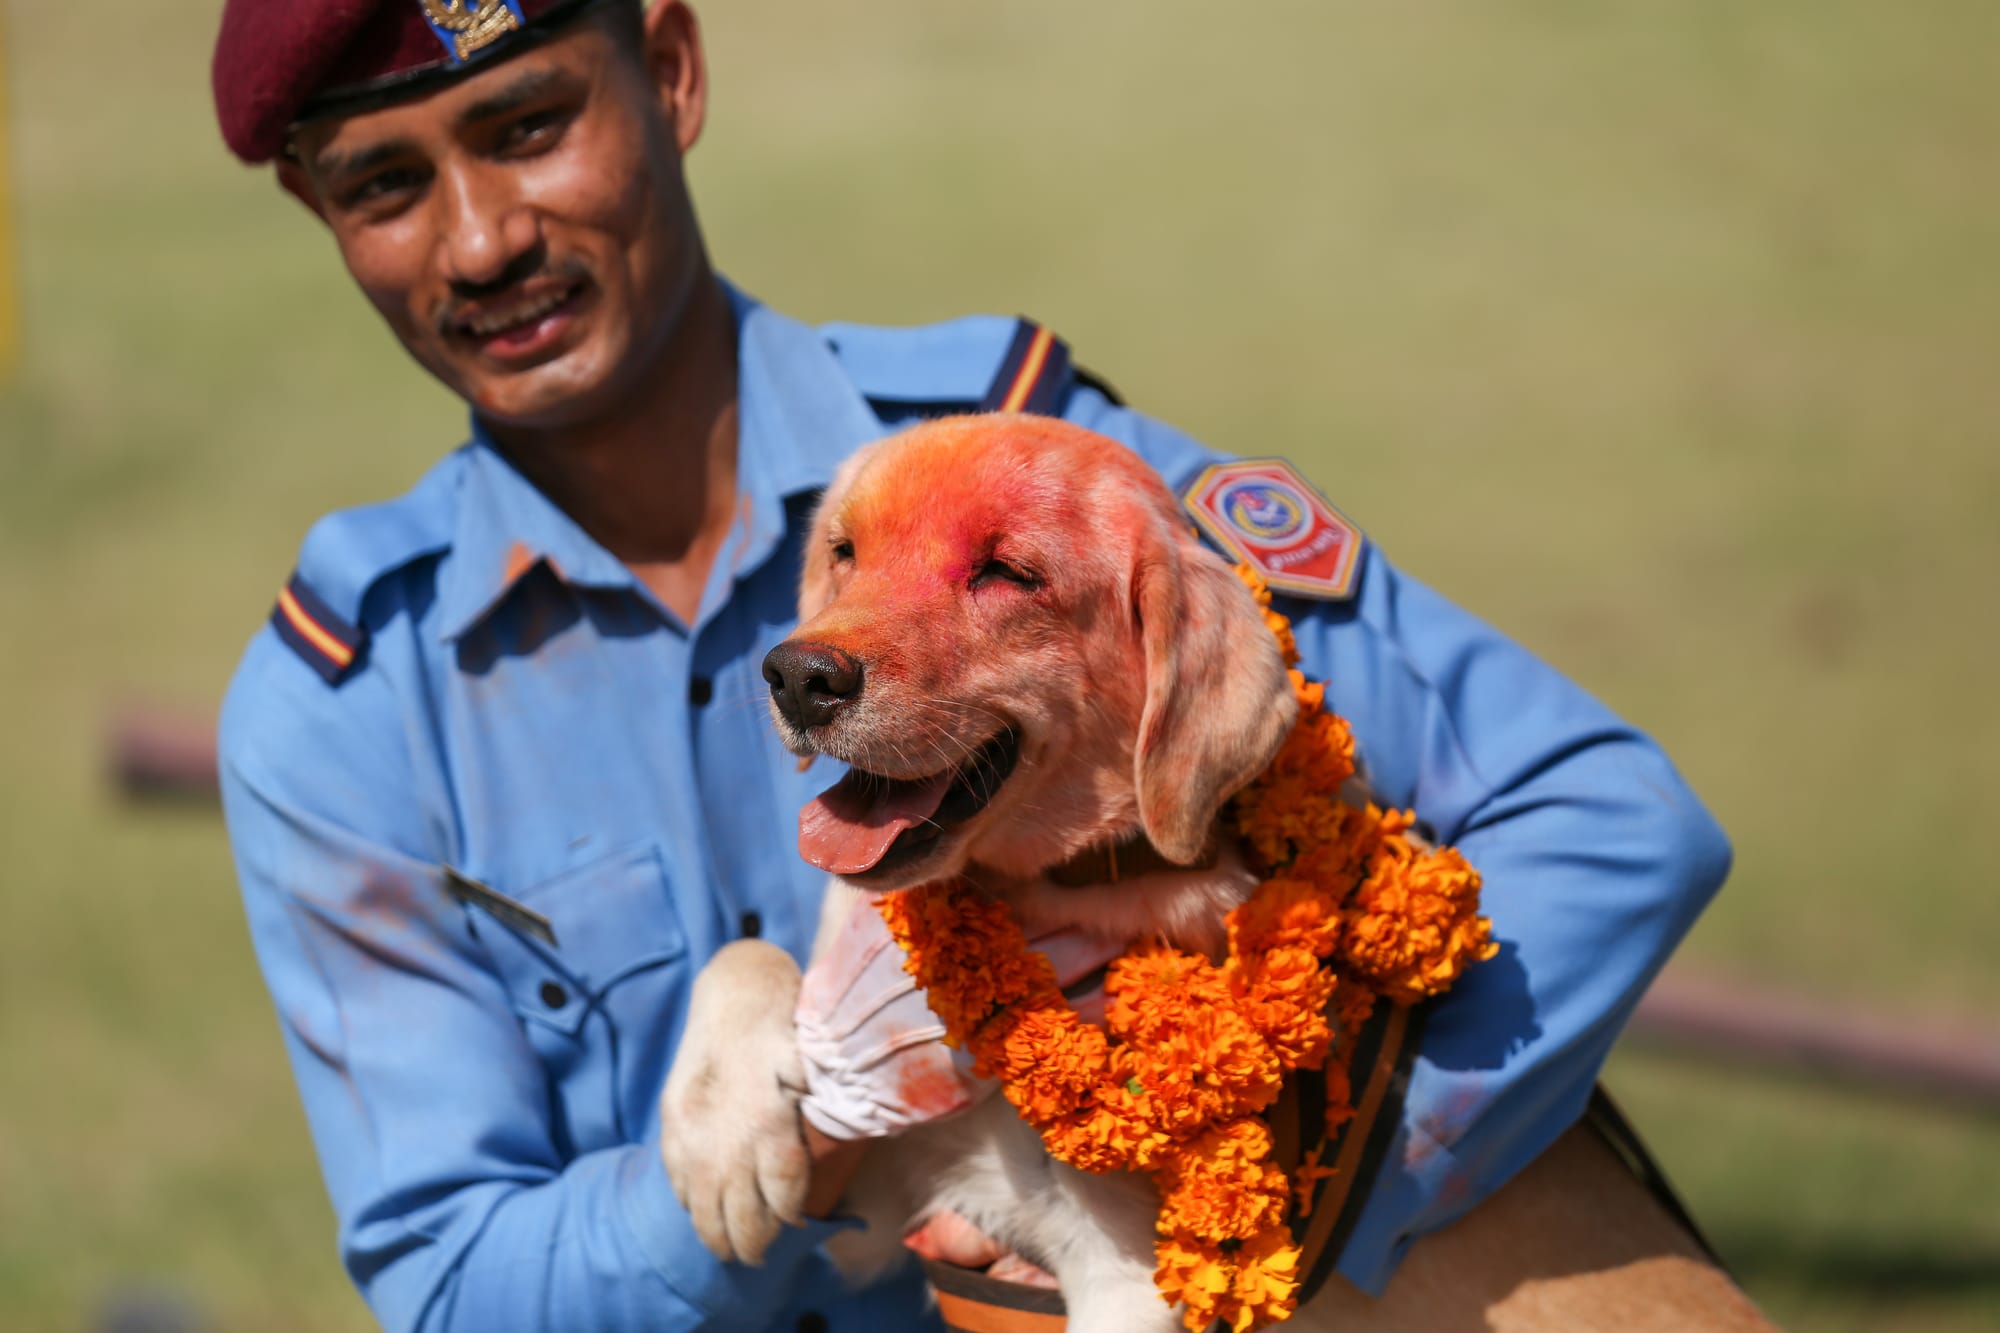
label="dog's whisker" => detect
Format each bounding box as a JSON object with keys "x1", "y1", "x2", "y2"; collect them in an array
[{"x1": 910, "y1": 696, "x2": 1012, "y2": 735}]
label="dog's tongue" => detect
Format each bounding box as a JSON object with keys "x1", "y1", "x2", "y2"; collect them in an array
[{"x1": 799, "y1": 767, "x2": 955, "y2": 874}]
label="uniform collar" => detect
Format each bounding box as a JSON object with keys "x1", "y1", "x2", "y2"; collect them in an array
[
  {"x1": 730, "y1": 281, "x2": 882, "y2": 502},
  {"x1": 436, "y1": 280, "x2": 883, "y2": 642}
]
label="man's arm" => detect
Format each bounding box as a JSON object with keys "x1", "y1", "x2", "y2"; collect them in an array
[
  {"x1": 1070, "y1": 392, "x2": 1731, "y2": 1294},
  {"x1": 1286, "y1": 541, "x2": 1730, "y2": 1291},
  {"x1": 218, "y1": 635, "x2": 851, "y2": 1333}
]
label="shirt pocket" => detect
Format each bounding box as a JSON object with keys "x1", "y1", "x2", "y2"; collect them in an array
[{"x1": 474, "y1": 842, "x2": 687, "y2": 1039}]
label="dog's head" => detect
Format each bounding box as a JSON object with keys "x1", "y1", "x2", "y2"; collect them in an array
[{"x1": 766, "y1": 414, "x2": 1297, "y2": 892}]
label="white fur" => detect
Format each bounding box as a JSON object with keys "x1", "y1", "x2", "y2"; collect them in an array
[{"x1": 664, "y1": 861, "x2": 1266, "y2": 1332}]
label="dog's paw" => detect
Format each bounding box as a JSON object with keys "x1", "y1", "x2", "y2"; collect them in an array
[{"x1": 660, "y1": 939, "x2": 810, "y2": 1266}]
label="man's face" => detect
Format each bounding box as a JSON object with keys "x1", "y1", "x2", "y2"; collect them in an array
[{"x1": 288, "y1": 10, "x2": 702, "y2": 429}]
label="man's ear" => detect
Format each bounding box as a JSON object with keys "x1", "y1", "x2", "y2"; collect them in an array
[
  {"x1": 643, "y1": 1, "x2": 709, "y2": 154},
  {"x1": 274, "y1": 160, "x2": 327, "y2": 221},
  {"x1": 1132, "y1": 528, "x2": 1298, "y2": 865}
]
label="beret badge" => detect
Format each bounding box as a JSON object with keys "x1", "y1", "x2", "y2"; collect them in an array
[{"x1": 419, "y1": 0, "x2": 528, "y2": 64}]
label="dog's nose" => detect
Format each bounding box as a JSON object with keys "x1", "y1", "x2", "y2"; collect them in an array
[{"x1": 762, "y1": 641, "x2": 864, "y2": 730}]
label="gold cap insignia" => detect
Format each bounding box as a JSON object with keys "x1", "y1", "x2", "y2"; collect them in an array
[{"x1": 419, "y1": 0, "x2": 525, "y2": 64}]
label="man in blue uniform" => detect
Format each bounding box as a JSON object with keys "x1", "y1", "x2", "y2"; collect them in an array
[{"x1": 210, "y1": 1, "x2": 1732, "y2": 1329}]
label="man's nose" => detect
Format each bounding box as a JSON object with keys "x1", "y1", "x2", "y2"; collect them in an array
[
  {"x1": 762, "y1": 642, "x2": 864, "y2": 730},
  {"x1": 434, "y1": 162, "x2": 539, "y2": 289}
]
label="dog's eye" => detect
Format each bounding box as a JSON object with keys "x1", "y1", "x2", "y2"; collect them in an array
[
  {"x1": 971, "y1": 558, "x2": 1041, "y2": 591},
  {"x1": 830, "y1": 539, "x2": 855, "y2": 563}
]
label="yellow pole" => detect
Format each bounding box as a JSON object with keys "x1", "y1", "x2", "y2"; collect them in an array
[{"x1": 0, "y1": 4, "x2": 17, "y2": 380}]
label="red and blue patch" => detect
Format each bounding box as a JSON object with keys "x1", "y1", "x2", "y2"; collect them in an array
[{"x1": 1183, "y1": 459, "x2": 1364, "y2": 601}]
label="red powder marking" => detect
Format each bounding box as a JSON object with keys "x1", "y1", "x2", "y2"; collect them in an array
[
  {"x1": 813, "y1": 412, "x2": 1192, "y2": 697},
  {"x1": 350, "y1": 868, "x2": 428, "y2": 933},
  {"x1": 1415, "y1": 1085, "x2": 1486, "y2": 1156},
  {"x1": 296, "y1": 869, "x2": 452, "y2": 1013},
  {"x1": 502, "y1": 540, "x2": 538, "y2": 587},
  {"x1": 895, "y1": 1055, "x2": 973, "y2": 1121}
]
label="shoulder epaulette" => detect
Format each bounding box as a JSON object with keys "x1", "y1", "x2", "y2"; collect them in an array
[
  {"x1": 265, "y1": 450, "x2": 462, "y2": 684},
  {"x1": 270, "y1": 572, "x2": 365, "y2": 684},
  {"x1": 978, "y1": 319, "x2": 1073, "y2": 415},
  {"x1": 822, "y1": 314, "x2": 1086, "y2": 418}
]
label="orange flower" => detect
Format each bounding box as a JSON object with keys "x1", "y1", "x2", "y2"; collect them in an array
[
  {"x1": 1231, "y1": 945, "x2": 1338, "y2": 1070},
  {"x1": 873, "y1": 568, "x2": 1494, "y2": 1331},
  {"x1": 1235, "y1": 564, "x2": 1300, "y2": 669},
  {"x1": 1230, "y1": 715, "x2": 1359, "y2": 874},
  {"x1": 987, "y1": 1004, "x2": 1111, "y2": 1118},
  {"x1": 1042, "y1": 1080, "x2": 1174, "y2": 1172},
  {"x1": 1156, "y1": 1223, "x2": 1302, "y2": 1333},
  {"x1": 1340, "y1": 838, "x2": 1498, "y2": 1004},
  {"x1": 1290, "y1": 1144, "x2": 1339, "y2": 1218},
  {"x1": 1227, "y1": 878, "x2": 1344, "y2": 959},
  {"x1": 1156, "y1": 1123, "x2": 1290, "y2": 1239},
  {"x1": 1105, "y1": 945, "x2": 1237, "y2": 1043},
  {"x1": 1224, "y1": 1225, "x2": 1304, "y2": 1331},
  {"x1": 1155, "y1": 1234, "x2": 1232, "y2": 1328},
  {"x1": 879, "y1": 881, "x2": 1060, "y2": 1039}
]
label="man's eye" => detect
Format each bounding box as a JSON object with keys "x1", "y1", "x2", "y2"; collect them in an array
[
  {"x1": 971, "y1": 558, "x2": 1041, "y2": 591},
  {"x1": 343, "y1": 167, "x2": 425, "y2": 208},
  {"x1": 499, "y1": 109, "x2": 570, "y2": 155}
]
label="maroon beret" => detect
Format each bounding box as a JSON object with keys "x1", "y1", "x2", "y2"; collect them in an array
[{"x1": 213, "y1": 0, "x2": 609, "y2": 164}]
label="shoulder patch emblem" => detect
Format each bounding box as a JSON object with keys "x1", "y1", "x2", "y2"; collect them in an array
[
  {"x1": 270, "y1": 572, "x2": 366, "y2": 684},
  {"x1": 979, "y1": 319, "x2": 1073, "y2": 415},
  {"x1": 1184, "y1": 459, "x2": 1364, "y2": 601}
]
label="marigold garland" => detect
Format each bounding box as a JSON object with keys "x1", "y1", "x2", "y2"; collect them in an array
[{"x1": 877, "y1": 566, "x2": 1498, "y2": 1332}]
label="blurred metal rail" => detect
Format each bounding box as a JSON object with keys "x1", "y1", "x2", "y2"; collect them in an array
[
  {"x1": 109, "y1": 708, "x2": 2000, "y2": 1113},
  {"x1": 1626, "y1": 972, "x2": 2000, "y2": 1114},
  {"x1": 109, "y1": 709, "x2": 220, "y2": 805}
]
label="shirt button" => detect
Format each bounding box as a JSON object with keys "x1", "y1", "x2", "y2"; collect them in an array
[
  {"x1": 795, "y1": 1315, "x2": 828, "y2": 1333},
  {"x1": 740, "y1": 911, "x2": 763, "y2": 939},
  {"x1": 539, "y1": 981, "x2": 569, "y2": 1009},
  {"x1": 689, "y1": 675, "x2": 714, "y2": 706}
]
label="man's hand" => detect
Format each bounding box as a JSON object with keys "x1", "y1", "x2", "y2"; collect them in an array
[
  {"x1": 795, "y1": 896, "x2": 1124, "y2": 1142},
  {"x1": 903, "y1": 1209, "x2": 1060, "y2": 1289}
]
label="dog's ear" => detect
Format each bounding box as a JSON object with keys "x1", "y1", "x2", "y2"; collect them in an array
[
  {"x1": 798, "y1": 442, "x2": 881, "y2": 620},
  {"x1": 1133, "y1": 532, "x2": 1299, "y2": 865}
]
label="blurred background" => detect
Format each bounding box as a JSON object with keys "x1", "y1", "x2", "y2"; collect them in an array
[{"x1": 2, "y1": 1, "x2": 1997, "y2": 1329}]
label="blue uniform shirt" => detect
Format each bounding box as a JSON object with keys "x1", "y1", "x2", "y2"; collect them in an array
[{"x1": 219, "y1": 283, "x2": 1731, "y2": 1332}]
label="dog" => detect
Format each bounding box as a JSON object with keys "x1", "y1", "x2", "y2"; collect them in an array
[{"x1": 661, "y1": 414, "x2": 1772, "y2": 1332}]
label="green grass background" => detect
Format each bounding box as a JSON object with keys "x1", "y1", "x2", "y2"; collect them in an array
[{"x1": 4, "y1": 1, "x2": 1998, "y2": 1329}]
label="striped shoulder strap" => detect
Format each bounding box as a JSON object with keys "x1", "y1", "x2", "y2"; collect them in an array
[
  {"x1": 1282, "y1": 998, "x2": 1427, "y2": 1302},
  {"x1": 260, "y1": 449, "x2": 462, "y2": 685},
  {"x1": 270, "y1": 572, "x2": 366, "y2": 685},
  {"x1": 979, "y1": 319, "x2": 1074, "y2": 415}
]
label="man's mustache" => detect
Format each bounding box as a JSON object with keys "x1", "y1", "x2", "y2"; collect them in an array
[{"x1": 436, "y1": 253, "x2": 593, "y2": 337}]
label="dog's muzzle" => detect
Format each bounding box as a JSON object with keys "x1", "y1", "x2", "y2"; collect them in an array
[{"x1": 763, "y1": 640, "x2": 864, "y2": 731}]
